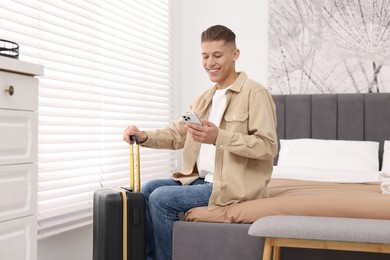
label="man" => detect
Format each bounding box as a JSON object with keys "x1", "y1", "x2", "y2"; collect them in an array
[{"x1": 123, "y1": 24, "x2": 277, "y2": 260}]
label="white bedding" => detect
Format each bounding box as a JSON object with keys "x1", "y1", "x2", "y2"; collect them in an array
[
  {"x1": 272, "y1": 165, "x2": 380, "y2": 183},
  {"x1": 277, "y1": 139, "x2": 379, "y2": 171}
]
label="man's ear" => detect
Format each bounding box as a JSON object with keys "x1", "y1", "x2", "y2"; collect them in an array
[{"x1": 233, "y1": 48, "x2": 240, "y2": 61}]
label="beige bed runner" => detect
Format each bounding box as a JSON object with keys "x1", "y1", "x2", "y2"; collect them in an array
[{"x1": 185, "y1": 179, "x2": 390, "y2": 223}]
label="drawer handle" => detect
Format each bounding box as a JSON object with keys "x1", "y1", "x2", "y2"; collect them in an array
[{"x1": 5, "y1": 85, "x2": 14, "y2": 96}]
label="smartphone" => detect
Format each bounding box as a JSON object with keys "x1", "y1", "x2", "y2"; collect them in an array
[{"x1": 181, "y1": 112, "x2": 203, "y2": 125}]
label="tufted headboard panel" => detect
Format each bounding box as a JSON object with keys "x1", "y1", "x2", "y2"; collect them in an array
[{"x1": 272, "y1": 93, "x2": 390, "y2": 169}]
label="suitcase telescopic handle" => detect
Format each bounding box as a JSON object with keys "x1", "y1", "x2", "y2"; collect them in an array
[{"x1": 129, "y1": 135, "x2": 141, "y2": 192}]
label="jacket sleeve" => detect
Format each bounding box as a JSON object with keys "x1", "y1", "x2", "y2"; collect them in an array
[
  {"x1": 215, "y1": 88, "x2": 278, "y2": 160},
  {"x1": 141, "y1": 92, "x2": 208, "y2": 150},
  {"x1": 141, "y1": 118, "x2": 187, "y2": 150}
]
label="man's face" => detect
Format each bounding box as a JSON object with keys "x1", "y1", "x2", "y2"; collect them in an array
[{"x1": 201, "y1": 40, "x2": 239, "y2": 88}]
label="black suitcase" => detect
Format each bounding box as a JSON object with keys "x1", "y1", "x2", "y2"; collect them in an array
[{"x1": 93, "y1": 136, "x2": 146, "y2": 260}]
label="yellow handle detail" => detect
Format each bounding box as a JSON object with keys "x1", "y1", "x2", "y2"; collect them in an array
[
  {"x1": 135, "y1": 144, "x2": 141, "y2": 192},
  {"x1": 130, "y1": 144, "x2": 134, "y2": 190},
  {"x1": 130, "y1": 140, "x2": 141, "y2": 192},
  {"x1": 110, "y1": 188, "x2": 127, "y2": 260}
]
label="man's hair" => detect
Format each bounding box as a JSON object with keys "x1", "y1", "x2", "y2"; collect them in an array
[{"x1": 201, "y1": 25, "x2": 236, "y2": 47}]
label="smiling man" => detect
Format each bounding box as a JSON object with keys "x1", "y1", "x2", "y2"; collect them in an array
[{"x1": 123, "y1": 25, "x2": 278, "y2": 260}]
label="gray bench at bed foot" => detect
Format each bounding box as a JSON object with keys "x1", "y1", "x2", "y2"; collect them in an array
[
  {"x1": 249, "y1": 215, "x2": 390, "y2": 260},
  {"x1": 172, "y1": 221, "x2": 264, "y2": 260}
]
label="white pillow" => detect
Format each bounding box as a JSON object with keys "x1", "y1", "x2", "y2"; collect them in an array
[
  {"x1": 272, "y1": 165, "x2": 379, "y2": 183},
  {"x1": 278, "y1": 139, "x2": 379, "y2": 171},
  {"x1": 382, "y1": 140, "x2": 390, "y2": 172}
]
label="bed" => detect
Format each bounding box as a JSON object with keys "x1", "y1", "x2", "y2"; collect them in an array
[{"x1": 172, "y1": 93, "x2": 390, "y2": 260}]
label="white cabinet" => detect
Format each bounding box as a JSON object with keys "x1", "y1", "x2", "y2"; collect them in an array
[
  {"x1": 0, "y1": 110, "x2": 38, "y2": 165},
  {"x1": 0, "y1": 71, "x2": 38, "y2": 111},
  {"x1": 0, "y1": 215, "x2": 37, "y2": 260},
  {"x1": 0, "y1": 56, "x2": 43, "y2": 260},
  {"x1": 0, "y1": 164, "x2": 38, "y2": 222}
]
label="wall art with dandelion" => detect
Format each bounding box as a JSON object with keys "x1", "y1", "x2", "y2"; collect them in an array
[{"x1": 268, "y1": 0, "x2": 390, "y2": 94}]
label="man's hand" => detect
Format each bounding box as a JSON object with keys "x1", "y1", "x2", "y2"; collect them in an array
[
  {"x1": 185, "y1": 119, "x2": 219, "y2": 144},
  {"x1": 123, "y1": 125, "x2": 148, "y2": 144}
]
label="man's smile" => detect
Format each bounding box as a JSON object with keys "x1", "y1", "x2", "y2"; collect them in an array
[{"x1": 207, "y1": 68, "x2": 220, "y2": 75}]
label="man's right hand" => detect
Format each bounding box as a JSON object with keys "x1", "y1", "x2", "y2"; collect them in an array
[{"x1": 123, "y1": 125, "x2": 148, "y2": 144}]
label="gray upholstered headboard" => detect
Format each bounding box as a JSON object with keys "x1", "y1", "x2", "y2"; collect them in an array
[{"x1": 272, "y1": 93, "x2": 390, "y2": 169}]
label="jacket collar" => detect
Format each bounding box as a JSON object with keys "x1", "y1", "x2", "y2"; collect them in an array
[
  {"x1": 229, "y1": 71, "x2": 248, "y2": 93},
  {"x1": 199, "y1": 72, "x2": 248, "y2": 117}
]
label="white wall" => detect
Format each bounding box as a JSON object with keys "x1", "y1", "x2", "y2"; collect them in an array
[{"x1": 37, "y1": 1, "x2": 268, "y2": 259}]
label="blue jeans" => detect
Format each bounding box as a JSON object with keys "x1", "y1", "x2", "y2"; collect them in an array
[{"x1": 141, "y1": 178, "x2": 212, "y2": 260}]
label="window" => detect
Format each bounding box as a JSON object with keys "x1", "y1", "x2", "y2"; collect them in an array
[{"x1": 0, "y1": 0, "x2": 175, "y2": 237}]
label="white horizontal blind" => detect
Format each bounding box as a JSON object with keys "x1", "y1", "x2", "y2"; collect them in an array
[{"x1": 0, "y1": 0, "x2": 175, "y2": 237}]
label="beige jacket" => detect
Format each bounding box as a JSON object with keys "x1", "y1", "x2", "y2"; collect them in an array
[{"x1": 142, "y1": 72, "x2": 278, "y2": 209}]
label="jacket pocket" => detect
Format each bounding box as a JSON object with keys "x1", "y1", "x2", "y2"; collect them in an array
[{"x1": 224, "y1": 112, "x2": 248, "y2": 132}]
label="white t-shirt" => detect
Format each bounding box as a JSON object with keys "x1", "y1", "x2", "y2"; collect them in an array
[{"x1": 197, "y1": 87, "x2": 229, "y2": 183}]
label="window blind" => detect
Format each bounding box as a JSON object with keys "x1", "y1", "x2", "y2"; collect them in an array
[{"x1": 0, "y1": 0, "x2": 175, "y2": 237}]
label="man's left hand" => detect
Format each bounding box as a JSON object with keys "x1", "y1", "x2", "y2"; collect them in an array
[{"x1": 185, "y1": 120, "x2": 219, "y2": 145}]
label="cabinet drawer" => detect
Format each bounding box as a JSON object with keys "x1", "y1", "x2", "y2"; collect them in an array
[
  {"x1": 0, "y1": 71, "x2": 38, "y2": 111},
  {"x1": 0, "y1": 164, "x2": 37, "y2": 222},
  {"x1": 0, "y1": 110, "x2": 37, "y2": 165},
  {"x1": 0, "y1": 215, "x2": 37, "y2": 260}
]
